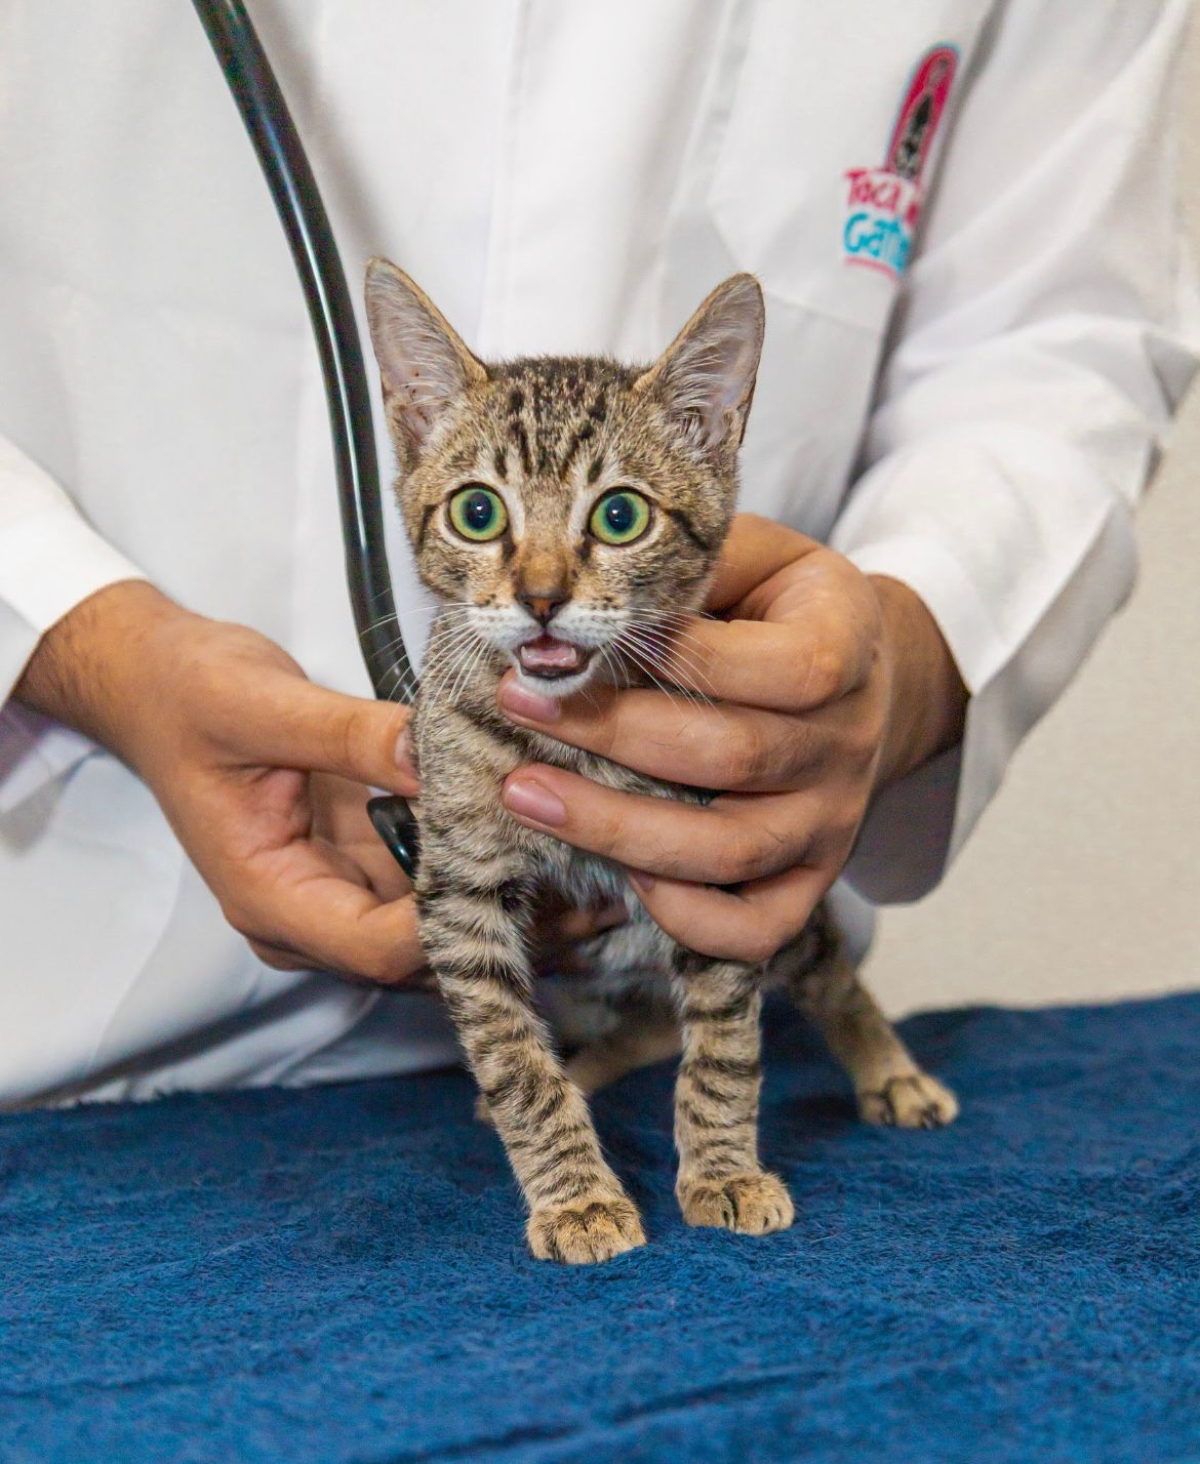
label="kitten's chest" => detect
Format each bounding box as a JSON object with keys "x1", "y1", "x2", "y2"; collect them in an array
[
  {"x1": 414, "y1": 677, "x2": 676, "y2": 900},
  {"x1": 516, "y1": 732, "x2": 663, "y2": 903}
]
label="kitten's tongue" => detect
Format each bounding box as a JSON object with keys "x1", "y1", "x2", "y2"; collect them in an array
[{"x1": 518, "y1": 635, "x2": 586, "y2": 676}]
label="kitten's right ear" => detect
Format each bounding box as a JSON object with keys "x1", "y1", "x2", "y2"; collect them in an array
[{"x1": 364, "y1": 259, "x2": 487, "y2": 469}]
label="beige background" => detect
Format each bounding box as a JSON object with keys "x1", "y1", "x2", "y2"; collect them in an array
[{"x1": 868, "y1": 16, "x2": 1200, "y2": 1017}]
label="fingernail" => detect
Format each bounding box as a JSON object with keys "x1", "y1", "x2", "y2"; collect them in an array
[
  {"x1": 499, "y1": 681, "x2": 561, "y2": 724},
  {"x1": 504, "y1": 776, "x2": 567, "y2": 828},
  {"x1": 627, "y1": 869, "x2": 655, "y2": 895}
]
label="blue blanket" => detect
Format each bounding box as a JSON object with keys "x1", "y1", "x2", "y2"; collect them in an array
[{"x1": 3, "y1": 992, "x2": 1199, "y2": 1462}]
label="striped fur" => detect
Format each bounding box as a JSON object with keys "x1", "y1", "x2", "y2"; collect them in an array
[{"x1": 367, "y1": 263, "x2": 957, "y2": 1264}]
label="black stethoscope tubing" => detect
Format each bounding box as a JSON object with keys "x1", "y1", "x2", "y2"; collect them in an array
[{"x1": 192, "y1": 0, "x2": 420, "y2": 876}]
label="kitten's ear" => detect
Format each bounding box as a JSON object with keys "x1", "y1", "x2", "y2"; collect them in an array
[
  {"x1": 364, "y1": 258, "x2": 487, "y2": 468},
  {"x1": 634, "y1": 274, "x2": 765, "y2": 453}
]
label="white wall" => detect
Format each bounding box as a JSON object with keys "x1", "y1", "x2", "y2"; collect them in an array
[{"x1": 868, "y1": 15, "x2": 1200, "y2": 1016}]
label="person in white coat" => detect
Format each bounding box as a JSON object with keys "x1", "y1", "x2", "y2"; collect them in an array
[{"x1": 1, "y1": 1, "x2": 1196, "y2": 1106}]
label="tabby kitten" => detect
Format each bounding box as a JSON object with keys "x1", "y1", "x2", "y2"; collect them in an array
[{"x1": 365, "y1": 261, "x2": 957, "y2": 1264}]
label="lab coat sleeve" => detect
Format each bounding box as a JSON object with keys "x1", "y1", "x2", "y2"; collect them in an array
[
  {"x1": 0, "y1": 434, "x2": 147, "y2": 810},
  {"x1": 831, "y1": 0, "x2": 1200, "y2": 904}
]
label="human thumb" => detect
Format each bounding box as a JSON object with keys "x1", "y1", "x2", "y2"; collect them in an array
[{"x1": 229, "y1": 669, "x2": 419, "y2": 794}]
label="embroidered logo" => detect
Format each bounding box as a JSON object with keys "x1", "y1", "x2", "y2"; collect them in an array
[{"x1": 842, "y1": 44, "x2": 958, "y2": 279}]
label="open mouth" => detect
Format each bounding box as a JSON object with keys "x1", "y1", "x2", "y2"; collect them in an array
[{"x1": 516, "y1": 635, "x2": 593, "y2": 681}]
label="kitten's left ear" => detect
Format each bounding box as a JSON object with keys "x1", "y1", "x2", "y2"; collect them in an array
[
  {"x1": 634, "y1": 274, "x2": 765, "y2": 453},
  {"x1": 365, "y1": 258, "x2": 488, "y2": 470}
]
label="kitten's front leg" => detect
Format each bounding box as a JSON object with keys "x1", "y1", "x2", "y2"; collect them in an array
[
  {"x1": 672, "y1": 956, "x2": 795, "y2": 1235},
  {"x1": 420, "y1": 866, "x2": 645, "y2": 1264}
]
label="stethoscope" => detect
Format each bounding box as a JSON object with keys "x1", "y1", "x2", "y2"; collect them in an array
[{"x1": 192, "y1": 0, "x2": 421, "y2": 877}]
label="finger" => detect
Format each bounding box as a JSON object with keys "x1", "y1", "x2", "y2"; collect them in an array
[
  {"x1": 248, "y1": 932, "x2": 431, "y2": 990},
  {"x1": 704, "y1": 514, "x2": 822, "y2": 611},
  {"x1": 547, "y1": 899, "x2": 630, "y2": 943},
  {"x1": 501, "y1": 675, "x2": 835, "y2": 791},
  {"x1": 334, "y1": 831, "x2": 413, "y2": 904},
  {"x1": 501, "y1": 765, "x2": 818, "y2": 884},
  {"x1": 231, "y1": 844, "x2": 425, "y2": 986},
  {"x1": 627, "y1": 863, "x2": 827, "y2": 964},
  {"x1": 209, "y1": 670, "x2": 419, "y2": 796},
  {"x1": 309, "y1": 773, "x2": 415, "y2": 902},
  {"x1": 246, "y1": 937, "x2": 309, "y2": 972},
  {"x1": 659, "y1": 616, "x2": 869, "y2": 709},
  {"x1": 503, "y1": 607, "x2": 862, "y2": 721}
]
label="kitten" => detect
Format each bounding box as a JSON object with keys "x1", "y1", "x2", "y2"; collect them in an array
[{"x1": 365, "y1": 261, "x2": 957, "y2": 1264}]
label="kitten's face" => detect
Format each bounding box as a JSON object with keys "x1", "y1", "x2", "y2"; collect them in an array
[
  {"x1": 392, "y1": 359, "x2": 743, "y2": 699},
  {"x1": 366, "y1": 265, "x2": 764, "y2": 699}
]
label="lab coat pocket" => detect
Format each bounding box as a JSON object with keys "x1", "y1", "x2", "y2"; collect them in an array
[{"x1": 705, "y1": 0, "x2": 986, "y2": 337}]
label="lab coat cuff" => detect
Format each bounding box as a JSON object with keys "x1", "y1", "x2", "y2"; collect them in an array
[
  {"x1": 838, "y1": 533, "x2": 986, "y2": 905},
  {"x1": 0, "y1": 509, "x2": 148, "y2": 648},
  {"x1": 0, "y1": 701, "x2": 98, "y2": 817},
  {"x1": 0, "y1": 516, "x2": 146, "y2": 813},
  {"x1": 845, "y1": 534, "x2": 1007, "y2": 695},
  {"x1": 840, "y1": 503, "x2": 1135, "y2": 904}
]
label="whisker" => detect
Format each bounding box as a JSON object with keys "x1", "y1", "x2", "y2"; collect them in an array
[
  {"x1": 427, "y1": 615, "x2": 486, "y2": 648},
  {"x1": 617, "y1": 640, "x2": 687, "y2": 705},
  {"x1": 620, "y1": 656, "x2": 715, "y2": 712},
  {"x1": 410, "y1": 603, "x2": 474, "y2": 618},
  {"x1": 600, "y1": 643, "x2": 639, "y2": 694},
  {"x1": 589, "y1": 647, "x2": 623, "y2": 711},
  {"x1": 441, "y1": 641, "x2": 478, "y2": 707},
  {"x1": 621, "y1": 637, "x2": 714, "y2": 694},
  {"x1": 635, "y1": 612, "x2": 721, "y2": 668},
  {"x1": 371, "y1": 630, "x2": 423, "y2": 659},
  {"x1": 423, "y1": 619, "x2": 494, "y2": 709},
  {"x1": 379, "y1": 648, "x2": 420, "y2": 704},
  {"x1": 622, "y1": 615, "x2": 719, "y2": 688},
  {"x1": 424, "y1": 637, "x2": 476, "y2": 693},
  {"x1": 365, "y1": 583, "x2": 399, "y2": 609},
  {"x1": 371, "y1": 611, "x2": 482, "y2": 677},
  {"x1": 616, "y1": 628, "x2": 717, "y2": 705},
  {"x1": 359, "y1": 602, "x2": 473, "y2": 643},
  {"x1": 446, "y1": 637, "x2": 493, "y2": 708},
  {"x1": 639, "y1": 607, "x2": 721, "y2": 642},
  {"x1": 359, "y1": 612, "x2": 399, "y2": 641}
]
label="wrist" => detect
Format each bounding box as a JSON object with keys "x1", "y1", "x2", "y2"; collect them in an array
[
  {"x1": 14, "y1": 580, "x2": 199, "y2": 771},
  {"x1": 870, "y1": 575, "x2": 967, "y2": 788}
]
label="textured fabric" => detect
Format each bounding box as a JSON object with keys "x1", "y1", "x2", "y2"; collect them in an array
[{"x1": 4, "y1": 993, "x2": 1199, "y2": 1462}]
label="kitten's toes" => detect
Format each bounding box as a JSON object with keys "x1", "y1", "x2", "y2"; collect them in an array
[
  {"x1": 527, "y1": 1195, "x2": 646, "y2": 1264},
  {"x1": 677, "y1": 1172, "x2": 795, "y2": 1235},
  {"x1": 858, "y1": 1072, "x2": 959, "y2": 1129}
]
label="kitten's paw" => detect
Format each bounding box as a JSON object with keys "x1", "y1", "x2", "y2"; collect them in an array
[
  {"x1": 858, "y1": 1073, "x2": 959, "y2": 1129},
  {"x1": 677, "y1": 1172, "x2": 795, "y2": 1235},
  {"x1": 527, "y1": 1196, "x2": 647, "y2": 1264}
]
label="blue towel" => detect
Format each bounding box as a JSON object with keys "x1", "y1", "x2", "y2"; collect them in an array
[{"x1": 3, "y1": 992, "x2": 1199, "y2": 1462}]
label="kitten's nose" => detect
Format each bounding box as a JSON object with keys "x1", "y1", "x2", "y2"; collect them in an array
[{"x1": 518, "y1": 589, "x2": 568, "y2": 626}]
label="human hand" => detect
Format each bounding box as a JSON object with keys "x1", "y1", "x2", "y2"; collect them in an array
[
  {"x1": 16, "y1": 581, "x2": 424, "y2": 982},
  {"x1": 494, "y1": 514, "x2": 967, "y2": 964}
]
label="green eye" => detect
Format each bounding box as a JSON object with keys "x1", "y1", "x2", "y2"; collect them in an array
[
  {"x1": 589, "y1": 490, "x2": 651, "y2": 546},
  {"x1": 448, "y1": 485, "x2": 508, "y2": 542}
]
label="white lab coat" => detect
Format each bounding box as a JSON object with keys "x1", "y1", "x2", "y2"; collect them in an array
[{"x1": 0, "y1": 0, "x2": 1195, "y2": 1106}]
